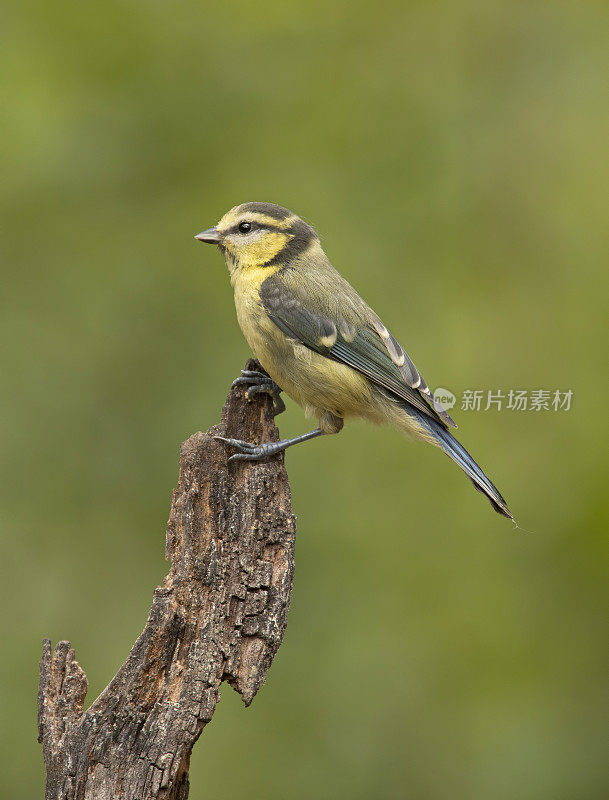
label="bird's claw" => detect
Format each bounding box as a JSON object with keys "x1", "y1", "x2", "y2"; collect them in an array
[
  {"x1": 214, "y1": 435, "x2": 280, "y2": 462},
  {"x1": 230, "y1": 369, "x2": 269, "y2": 390},
  {"x1": 245, "y1": 385, "x2": 287, "y2": 415},
  {"x1": 230, "y1": 369, "x2": 285, "y2": 416}
]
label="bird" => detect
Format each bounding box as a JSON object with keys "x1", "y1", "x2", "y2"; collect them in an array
[{"x1": 195, "y1": 202, "x2": 512, "y2": 519}]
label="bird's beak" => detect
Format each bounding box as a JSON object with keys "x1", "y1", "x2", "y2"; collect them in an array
[{"x1": 194, "y1": 227, "x2": 223, "y2": 244}]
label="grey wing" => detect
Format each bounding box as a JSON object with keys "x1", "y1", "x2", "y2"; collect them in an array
[{"x1": 259, "y1": 272, "x2": 456, "y2": 428}]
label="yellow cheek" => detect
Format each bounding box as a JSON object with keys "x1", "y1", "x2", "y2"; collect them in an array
[{"x1": 238, "y1": 232, "x2": 288, "y2": 268}]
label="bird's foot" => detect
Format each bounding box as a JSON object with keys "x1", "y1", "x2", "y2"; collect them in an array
[
  {"x1": 215, "y1": 427, "x2": 323, "y2": 463},
  {"x1": 214, "y1": 436, "x2": 287, "y2": 463},
  {"x1": 231, "y1": 369, "x2": 286, "y2": 416}
]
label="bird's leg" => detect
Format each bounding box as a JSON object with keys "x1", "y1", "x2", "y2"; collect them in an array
[
  {"x1": 231, "y1": 369, "x2": 286, "y2": 416},
  {"x1": 215, "y1": 427, "x2": 324, "y2": 463}
]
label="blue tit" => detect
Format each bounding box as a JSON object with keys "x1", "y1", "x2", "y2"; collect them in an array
[{"x1": 196, "y1": 202, "x2": 512, "y2": 519}]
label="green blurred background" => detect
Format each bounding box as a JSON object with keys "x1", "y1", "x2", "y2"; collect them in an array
[{"x1": 2, "y1": 1, "x2": 608, "y2": 797}]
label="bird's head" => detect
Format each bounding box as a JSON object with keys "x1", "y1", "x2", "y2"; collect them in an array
[{"x1": 195, "y1": 202, "x2": 318, "y2": 272}]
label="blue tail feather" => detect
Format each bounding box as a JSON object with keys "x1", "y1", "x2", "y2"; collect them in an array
[{"x1": 407, "y1": 407, "x2": 513, "y2": 519}]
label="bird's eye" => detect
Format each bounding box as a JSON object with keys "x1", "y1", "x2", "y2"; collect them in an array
[{"x1": 238, "y1": 221, "x2": 252, "y2": 234}]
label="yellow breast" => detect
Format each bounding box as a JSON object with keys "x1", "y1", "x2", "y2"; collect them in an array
[{"x1": 231, "y1": 267, "x2": 374, "y2": 421}]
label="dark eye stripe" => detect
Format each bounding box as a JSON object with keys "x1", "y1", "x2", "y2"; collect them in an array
[
  {"x1": 261, "y1": 221, "x2": 316, "y2": 267},
  {"x1": 224, "y1": 221, "x2": 287, "y2": 236}
]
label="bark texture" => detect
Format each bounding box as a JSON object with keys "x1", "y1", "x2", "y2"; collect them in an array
[{"x1": 38, "y1": 359, "x2": 296, "y2": 799}]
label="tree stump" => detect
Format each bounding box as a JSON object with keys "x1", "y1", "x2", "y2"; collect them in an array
[{"x1": 37, "y1": 359, "x2": 296, "y2": 799}]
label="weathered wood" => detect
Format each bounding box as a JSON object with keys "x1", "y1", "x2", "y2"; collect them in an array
[{"x1": 38, "y1": 359, "x2": 296, "y2": 799}]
